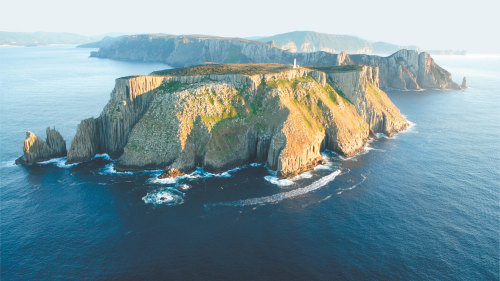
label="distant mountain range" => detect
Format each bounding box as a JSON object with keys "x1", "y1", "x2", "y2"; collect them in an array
[{"x1": 252, "y1": 31, "x2": 420, "y2": 54}]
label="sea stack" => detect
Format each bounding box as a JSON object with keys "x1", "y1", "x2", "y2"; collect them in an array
[
  {"x1": 461, "y1": 77, "x2": 467, "y2": 89},
  {"x1": 15, "y1": 127, "x2": 67, "y2": 164}
]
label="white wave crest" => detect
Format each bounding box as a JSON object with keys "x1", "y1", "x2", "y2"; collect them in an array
[
  {"x1": 99, "y1": 163, "x2": 133, "y2": 175},
  {"x1": 264, "y1": 176, "x2": 295, "y2": 186},
  {"x1": 264, "y1": 170, "x2": 316, "y2": 187},
  {"x1": 178, "y1": 184, "x2": 191, "y2": 191},
  {"x1": 207, "y1": 170, "x2": 341, "y2": 208},
  {"x1": 92, "y1": 153, "x2": 112, "y2": 161},
  {"x1": 39, "y1": 157, "x2": 78, "y2": 168},
  {"x1": 150, "y1": 166, "x2": 241, "y2": 185},
  {"x1": 142, "y1": 188, "x2": 184, "y2": 206},
  {"x1": 314, "y1": 156, "x2": 334, "y2": 170}
]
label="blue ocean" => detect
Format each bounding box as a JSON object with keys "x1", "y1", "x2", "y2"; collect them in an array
[{"x1": 1, "y1": 46, "x2": 498, "y2": 280}]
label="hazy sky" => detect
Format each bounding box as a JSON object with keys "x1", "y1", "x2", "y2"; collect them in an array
[{"x1": 1, "y1": 0, "x2": 498, "y2": 53}]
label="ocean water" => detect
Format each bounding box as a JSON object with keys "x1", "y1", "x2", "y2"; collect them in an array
[{"x1": 1, "y1": 47, "x2": 499, "y2": 280}]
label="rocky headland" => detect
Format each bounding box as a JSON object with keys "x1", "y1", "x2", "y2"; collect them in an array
[
  {"x1": 88, "y1": 34, "x2": 461, "y2": 90},
  {"x1": 33, "y1": 63, "x2": 409, "y2": 178}
]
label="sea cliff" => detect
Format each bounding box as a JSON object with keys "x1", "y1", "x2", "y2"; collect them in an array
[
  {"x1": 89, "y1": 34, "x2": 460, "y2": 90},
  {"x1": 62, "y1": 63, "x2": 407, "y2": 177}
]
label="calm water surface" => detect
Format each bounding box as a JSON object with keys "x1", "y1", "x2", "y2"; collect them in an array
[{"x1": 1, "y1": 47, "x2": 499, "y2": 280}]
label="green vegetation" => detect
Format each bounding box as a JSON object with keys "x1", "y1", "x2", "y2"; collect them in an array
[
  {"x1": 201, "y1": 105, "x2": 238, "y2": 127},
  {"x1": 157, "y1": 81, "x2": 189, "y2": 93},
  {"x1": 151, "y1": 63, "x2": 292, "y2": 76},
  {"x1": 128, "y1": 143, "x2": 145, "y2": 152},
  {"x1": 305, "y1": 65, "x2": 364, "y2": 73}
]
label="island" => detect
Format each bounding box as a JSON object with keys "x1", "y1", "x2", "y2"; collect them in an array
[{"x1": 18, "y1": 63, "x2": 409, "y2": 178}]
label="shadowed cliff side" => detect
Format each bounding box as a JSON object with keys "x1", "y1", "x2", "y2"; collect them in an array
[
  {"x1": 89, "y1": 34, "x2": 459, "y2": 90},
  {"x1": 67, "y1": 76, "x2": 165, "y2": 164},
  {"x1": 65, "y1": 63, "x2": 408, "y2": 177}
]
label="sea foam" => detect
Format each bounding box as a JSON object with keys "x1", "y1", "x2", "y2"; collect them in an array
[
  {"x1": 39, "y1": 157, "x2": 78, "y2": 168},
  {"x1": 206, "y1": 170, "x2": 341, "y2": 208},
  {"x1": 99, "y1": 163, "x2": 133, "y2": 175},
  {"x1": 142, "y1": 188, "x2": 184, "y2": 206}
]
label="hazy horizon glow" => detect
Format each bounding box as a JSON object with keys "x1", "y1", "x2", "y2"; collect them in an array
[{"x1": 1, "y1": 0, "x2": 498, "y2": 53}]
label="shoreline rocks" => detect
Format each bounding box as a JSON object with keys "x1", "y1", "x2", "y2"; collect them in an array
[{"x1": 158, "y1": 168, "x2": 186, "y2": 179}]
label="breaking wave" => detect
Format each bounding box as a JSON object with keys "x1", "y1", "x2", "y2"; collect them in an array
[
  {"x1": 178, "y1": 184, "x2": 191, "y2": 191},
  {"x1": 263, "y1": 170, "x2": 315, "y2": 187},
  {"x1": 99, "y1": 163, "x2": 133, "y2": 175},
  {"x1": 150, "y1": 166, "x2": 247, "y2": 185},
  {"x1": 263, "y1": 176, "x2": 294, "y2": 186},
  {"x1": 206, "y1": 170, "x2": 341, "y2": 208},
  {"x1": 38, "y1": 157, "x2": 78, "y2": 168},
  {"x1": 92, "y1": 153, "x2": 112, "y2": 161},
  {"x1": 263, "y1": 154, "x2": 334, "y2": 187}
]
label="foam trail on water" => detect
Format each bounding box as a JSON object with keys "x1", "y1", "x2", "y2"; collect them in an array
[
  {"x1": 1, "y1": 160, "x2": 16, "y2": 168},
  {"x1": 318, "y1": 195, "x2": 333, "y2": 203},
  {"x1": 337, "y1": 174, "x2": 367, "y2": 195},
  {"x1": 206, "y1": 170, "x2": 341, "y2": 208}
]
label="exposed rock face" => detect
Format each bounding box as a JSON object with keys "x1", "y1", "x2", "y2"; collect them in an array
[
  {"x1": 67, "y1": 118, "x2": 99, "y2": 163},
  {"x1": 16, "y1": 127, "x2": 67, "y2": 164},
  {"x1": 158, "y1": 168, "x2": 185, "y2": 179},
  {"x1": 461, "y1": 77, "x2": 467, "y2": 89},
  {"x1": 337, "y1": 51, "x2": 353, "y2": 66},
  {"x1": 66, "y1": 63, "x2": 407, "y2": 177},
  {"x1": 314, "y1": 65, "x2": 408, "y2": 136},
  {"x1": 90, "y1": 35, "x2": 459, "y2": 91},
  {"x1": 67, "y1": 76, "x2": 165, "y2": 163},
  {"x1": 350, "y1": 50, "x2": 461, "y2": 90}
]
